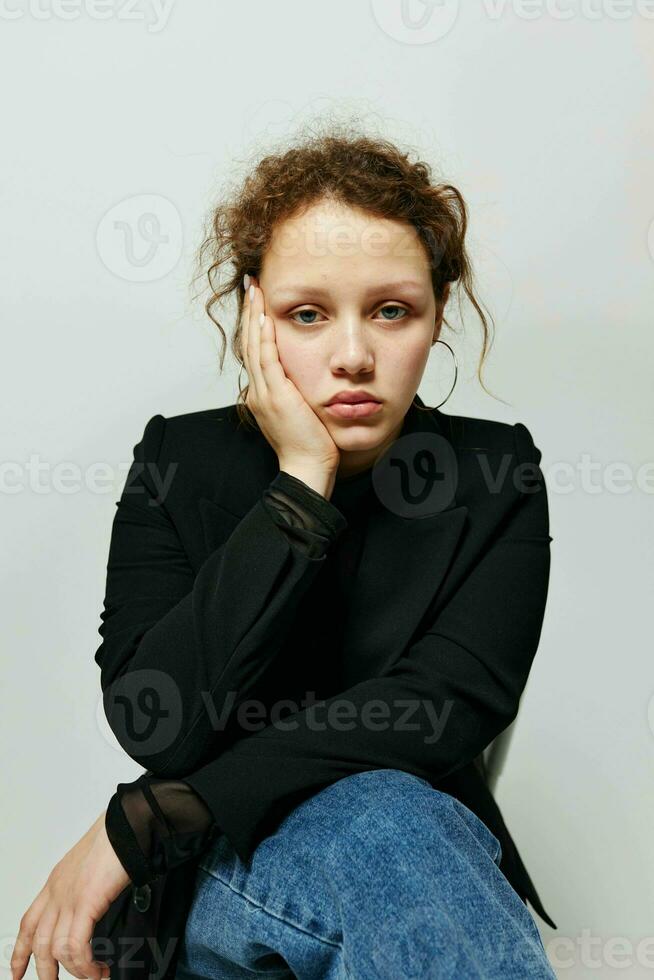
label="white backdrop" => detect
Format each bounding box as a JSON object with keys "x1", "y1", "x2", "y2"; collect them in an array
[{"x1": 2, "y1": 3, "x2": 653, "y2": 977}]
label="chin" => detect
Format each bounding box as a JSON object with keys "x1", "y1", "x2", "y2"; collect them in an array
[{"x1": 327, "y1": 420, "x2": 388, "y2": 448}]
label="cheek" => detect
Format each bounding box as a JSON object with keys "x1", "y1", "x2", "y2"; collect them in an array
[
  {"x1": 273, "y1": 330, "x2": 320, "y2": 388},
  {"x1": 378, "y1": 336, "x2": 431, "y2": 382}
]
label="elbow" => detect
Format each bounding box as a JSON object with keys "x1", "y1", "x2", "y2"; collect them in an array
[
  {"x1": 99, "y1": 663, "x2": 214, "y2": 776},
  {"x1": 97, "y1": 627, "x2": 235, "y2": 776},
  {"x1": 101, "y1": 674, "x2": 229, "y2": 776},
  {"x1": 102, "y1": 720, "x2": 218, "y2": 777},
  {"x1": 416, "y1": 673, "x2": 520, "y2": 771}
]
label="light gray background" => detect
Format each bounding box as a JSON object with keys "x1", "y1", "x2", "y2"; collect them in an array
[{"x1": 2, "y1": 2, "x2": 653, "y2": 977}]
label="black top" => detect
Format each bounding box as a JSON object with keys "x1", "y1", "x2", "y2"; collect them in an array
[
  {"x1": 104, "y1": 465, "x2": 373, "y2": 886},
  {"x1": 95, "y1": 397, "x2": 556, "y2": 933}
]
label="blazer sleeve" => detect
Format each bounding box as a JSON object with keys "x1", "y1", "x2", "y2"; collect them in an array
[
  {"x1": 100, "y1": 457, "x2": 350, "y2": 884},
  {"x1": 176, "y1": 422, "x2": 553, "y2": 864},
  {"x1": 95, "y1": 414, "x2": 347, "y2": 777}
]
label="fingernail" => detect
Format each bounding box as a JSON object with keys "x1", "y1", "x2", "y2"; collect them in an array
[
  {"x1": 259, "y1": 312, "x2": 265, "y2": 326},
  {"x1": 243, "y1": 274, "x2": 250, "y2": 290},
  {"x1": 249, "y1": 284, "x2": 255, "y2": 301}
]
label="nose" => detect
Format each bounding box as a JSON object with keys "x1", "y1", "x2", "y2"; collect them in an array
[{"x1": 329, "y1": 319, "x2": 375, "y2": 375}]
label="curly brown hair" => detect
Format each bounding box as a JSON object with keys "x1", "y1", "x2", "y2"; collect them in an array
[{"x1": 191, "y1": 121, "x2": 498, "y2": 430}]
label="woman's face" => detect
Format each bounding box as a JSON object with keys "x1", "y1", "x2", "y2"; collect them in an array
[{"x1": 258, "y1": 198, "x2": 448, "y2": 477}]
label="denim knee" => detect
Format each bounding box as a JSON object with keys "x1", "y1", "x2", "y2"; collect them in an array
[
  {"x1": 328, "y1": 767, "x2": 434, "y2": 808},
  {"x1": 317, "y1": 768, "x2": 502, "y2": 869}
]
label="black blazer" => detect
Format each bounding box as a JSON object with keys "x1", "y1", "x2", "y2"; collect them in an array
[{"x1": 95, "y1": 393, "x2": 557, "y2": 964}]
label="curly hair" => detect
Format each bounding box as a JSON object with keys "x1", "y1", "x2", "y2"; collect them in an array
[{"x1": 191, "y1": 120, "x2": 498, "y2": 429}]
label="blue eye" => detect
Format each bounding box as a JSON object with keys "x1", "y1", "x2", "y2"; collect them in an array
[
  {"x1": 289, "y1": 304, "x2": 409, "y2": 325},
  {"x1": 378, "y1": 305, "x2": 408, "y2": 321},
  {"x1": 291, "y1": 309, "x2": 322, "y2": 325}
]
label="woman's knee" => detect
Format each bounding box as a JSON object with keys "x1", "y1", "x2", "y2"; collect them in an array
[
  {"x1": 312, "y1": 769, "x2": 501, "y2": 869},
  {"x1": 324, "y1": 768, "x2": 437, "y2": 813},
  {"x1": 307, "y1": 769, "x2": 448, "y2": 850}
]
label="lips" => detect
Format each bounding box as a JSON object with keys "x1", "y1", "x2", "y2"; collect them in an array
[
  {"x1": 326, "y1": 391, "x2": 381, "y2": 405},
  {"x1": 325, "y1": 400, "x2": 383, "y2": 419}
]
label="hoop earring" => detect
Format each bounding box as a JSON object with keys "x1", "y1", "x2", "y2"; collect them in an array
[{"x1": 412, "y1": 339, "x2": 458, "y2": 411}]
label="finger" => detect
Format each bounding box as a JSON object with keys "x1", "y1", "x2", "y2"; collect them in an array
[
  {"x1": 51, "y1": 908, "x2": 84, "y2": 980},
  {"x1": 32, "y1": 905, "x2": 60, "y2": 980},
  {"x1": 245, "y1": 280, "x2": 268, "y2": 401},
  {"x1": 69, "y1": 910, "x2": 108, "y2": 980},
  {"x1": 240, "y1": 275, "x2": 252, "y2": 393},
  {"x1": 11, "y1": 925, "x2": 34, "y2": 980},
  {"x1": 258, "y1": 313, "x2": 288, "y2": 392},
  {"x1": 12, "y1": 894, "x2": 49, "y2": 980}
]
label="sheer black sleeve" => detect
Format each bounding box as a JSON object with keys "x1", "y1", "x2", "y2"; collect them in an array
[
  {"x1": 105, "y1": 774, "x2": 218, "y2": 886},
  {"x1": 262, "y1": 469, "x2": 347, "y2": 559},
  {"x1": 105, "y1": 774, "x2": 219, "y2": 885}
]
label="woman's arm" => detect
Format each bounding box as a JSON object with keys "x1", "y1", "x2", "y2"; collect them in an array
[
  {"x1": 100, "y1": 461, "x2": 348, "y2": 884},
  {"x1": 96, "y1": 413, "x2": 347, "y2": 778}
]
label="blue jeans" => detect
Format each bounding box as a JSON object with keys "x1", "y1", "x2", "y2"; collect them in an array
[{"x1": 174, "y1": 769, "x2": 555, "y2": 979}]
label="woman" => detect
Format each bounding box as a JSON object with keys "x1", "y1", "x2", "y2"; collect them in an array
[{"x1": 12, "y1": 130, "x2": 557, "y2": 979}]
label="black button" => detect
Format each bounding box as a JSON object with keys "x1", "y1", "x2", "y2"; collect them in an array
[{"x1": 132, "y1": 884, "x2": 151, "y2": 912}]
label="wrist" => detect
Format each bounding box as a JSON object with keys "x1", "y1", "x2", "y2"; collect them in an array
[
  {"x1": 105, "y1": 787, "x2": 152, "y2": 886},
  {"x1": 278, "y1": 462, "x2": 337, "y2": 500}
]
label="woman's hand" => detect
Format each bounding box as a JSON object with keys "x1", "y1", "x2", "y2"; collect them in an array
[
  {"x1": 11, "y1": 811, "x2": 131, "y2": 980},
  {"x1": 241, "y1": 275, "x2": 341, "y2": 478}
]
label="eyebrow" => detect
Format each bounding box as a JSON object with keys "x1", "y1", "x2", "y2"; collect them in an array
[{"x1": 271, "y1": 279, "x2": 425, "y2": 301}]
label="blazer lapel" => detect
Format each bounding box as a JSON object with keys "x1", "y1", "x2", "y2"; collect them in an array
[
  {"x1": 197, "y1": 496, "x2": 243, "y2": 554},
  {"x1": 198, "y1": 396, "x2": 469, "y2": 681}
]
